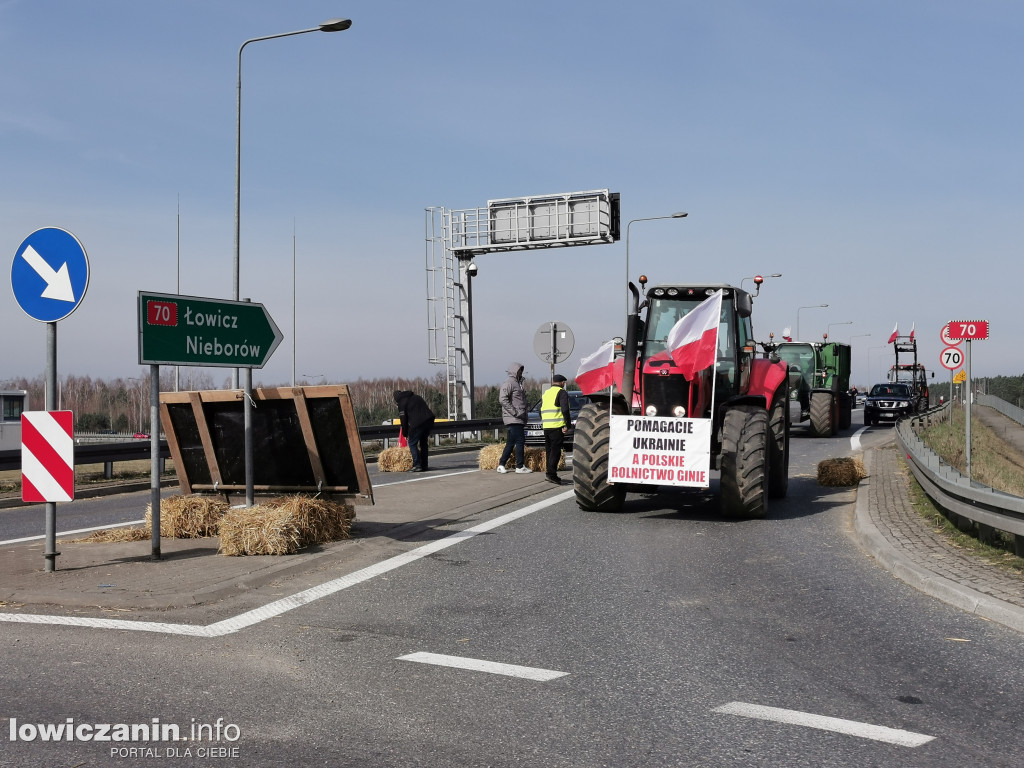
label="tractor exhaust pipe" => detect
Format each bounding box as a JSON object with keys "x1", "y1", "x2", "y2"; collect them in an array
[{"x1": 622, "y1": 281, "x2": 641, "y2": 411}]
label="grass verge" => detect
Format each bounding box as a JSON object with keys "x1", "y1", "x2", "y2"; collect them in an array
[{"x1": 902, "y1": 415, "x2": 1024, "y2": 576}]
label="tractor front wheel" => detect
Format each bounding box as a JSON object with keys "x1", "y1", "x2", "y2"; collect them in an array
[
  {"x1": 572, "y1": 403, "x2": 626, "y2": 513},
  {"x1": 720, "y1": 405, "x2": 770, "y2": 519},
  {"x1": 768, "y1": 389, "x2": 790, "y2": 499}
]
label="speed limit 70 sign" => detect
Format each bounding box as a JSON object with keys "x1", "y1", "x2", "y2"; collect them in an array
[{"x1": 940, "y1": 346, "x2": 964, "y2": 371}]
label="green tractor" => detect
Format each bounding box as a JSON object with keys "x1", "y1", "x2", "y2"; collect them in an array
[{"x1": 772, "y1": 339, "x2": 853, "y2": 437}]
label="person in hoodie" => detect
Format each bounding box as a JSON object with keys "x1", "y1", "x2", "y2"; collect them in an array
[
  {"x1": 496, "y1": 362, "x2": 533, "y2": 474},
  {"x1": 393, "y1": 389, "x2": 436, "y2": 472}
]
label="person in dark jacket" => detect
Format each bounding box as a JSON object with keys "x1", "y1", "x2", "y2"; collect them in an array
[
  {"x1": 393, "y1": 390, "x2": 436, "y2": 472},
  {"x1": 496, "y1": 362, "x2": 532, "y2": 474}
]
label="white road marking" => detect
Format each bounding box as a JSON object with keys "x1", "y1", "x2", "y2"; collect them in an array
[
  {"x1": 397, "y1": 652, "x2": 568, "y2": 681},
  {"x1": 713, "y1": 702, "x2": 935, "y2": 748},
  {"x1": 2, "y1": 519, "x2": 146, "y2": 546},
  {"x1": 374, "y1": 468, "x2": 479, "y2": 486},
  {"x1": 0, "y1": 490, "x2": 575, "y2": 636},
  {"x1": 851, "y1": 425, "x2": 869, "y2": 451}
]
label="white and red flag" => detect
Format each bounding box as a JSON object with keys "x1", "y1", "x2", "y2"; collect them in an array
[
  {"x1": 909, "y1": 322, "x2": 915, "y2": 341},
  {"x1": 887, "y1": 323, "x2": 899, "y2": 344},
  {"x1": 666, "y1": 289, "x2": 723, "y2": 380},
  {"x1": 575, "y1": 340, "x2": 618, "y2": 394}
]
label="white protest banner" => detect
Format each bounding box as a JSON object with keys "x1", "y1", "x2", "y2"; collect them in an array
[{"x1": 608, "y1": 415, "x2": 712, "y2": 488}]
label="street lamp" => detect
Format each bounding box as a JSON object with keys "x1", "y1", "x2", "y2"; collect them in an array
[
  {"x1": 740, "y1": 272, "x2": 782, "y2": 295},
  {"x1": 625, "y1": 212, "x2": 687, "y2": 310},
  {"x1": 796, "y1": 304, "x2": 828, "y2": 340},
  {"x1": 825, "y1": 320, "x2": 853, "y2": 340},
  {"x1": 233, "y1": 17, "x2": 352, "y2": 388}
]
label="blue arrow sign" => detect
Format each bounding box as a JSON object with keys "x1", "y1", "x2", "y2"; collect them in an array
[{"x1": 11, "y1": 227, "x2": 90, "y2": 322}]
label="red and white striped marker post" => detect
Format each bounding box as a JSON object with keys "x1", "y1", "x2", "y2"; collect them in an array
[
  {"x1": 22, "y1": 410, "x2": 74, "y2": 571},
  {"x1": 21, "y1": 411, "x2": 74, "y2": 503}
]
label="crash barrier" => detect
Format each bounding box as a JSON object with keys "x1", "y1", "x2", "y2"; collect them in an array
[
  {"x1": 978, "y1": 393, "x2": 1024, "y2": 427},
  {"x1": 0, "y1": 417, "x2": 506, "y2": 474},
  {"x1": 898, "y1": 399, "x2": 1024, "y2": 557}
]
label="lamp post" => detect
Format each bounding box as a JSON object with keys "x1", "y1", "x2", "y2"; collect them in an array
[
  {"x1": 825, "y1": 320, "x2": 852, "y2": 340},
  {"x1": 233, "y1": 17, "x2": 352, "y2": 388},
  {"x1": 624, "y1": 212, "x2": 687, "y2": 310},
  {"x1": 796, "y1": 304, "x2": 828, "y2": 340}
]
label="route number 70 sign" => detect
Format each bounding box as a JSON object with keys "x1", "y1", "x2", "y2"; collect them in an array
[{"x1": 946, "y1": 320, "x2": 989, "y2": 340}]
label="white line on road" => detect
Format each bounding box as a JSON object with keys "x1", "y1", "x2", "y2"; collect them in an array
[
  {"x1": 374, "y1": 468, "x2": 479, "y2": 486},
  {"x1": 0, "y1": 490, "x2": 575, "y2": 636},
  {"x1": 712, "y1": 701, "x2": 935, "y2": 748},
  {"x1": 397, "y1": 652, "x2": 568, "y2": 681},
  {"x1": 850, "y1": 425, "x2": 869, "y2": 451}
]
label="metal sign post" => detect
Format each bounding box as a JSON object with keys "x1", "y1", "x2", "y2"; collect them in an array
[
  {"x1": 12, "y1": 227, "x2": 90, "y2": 571},
  {"x1": 946, "y1": 321, "x2": 989, "y2": 481}
]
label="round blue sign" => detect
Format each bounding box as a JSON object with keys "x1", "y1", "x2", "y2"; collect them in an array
[{"x1": 11, "y1": 227, "x2": 90, "y2": 322}]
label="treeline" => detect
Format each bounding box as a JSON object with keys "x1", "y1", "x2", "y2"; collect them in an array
[
  {"x1": 4, "y1": 370, "x2": 562, "y2": 432},
  {"x1": 931, "y1": 375, "x2": 1024, "y2": 406}
]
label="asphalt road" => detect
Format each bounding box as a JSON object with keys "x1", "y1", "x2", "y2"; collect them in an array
[{"x1": 3, "y1": 420, "x2": 1024, "y2": 767}]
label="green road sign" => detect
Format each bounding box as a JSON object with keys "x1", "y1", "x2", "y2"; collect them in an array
[{"x1": 138, "y1": 291, "x2": 283, "y2": 368}]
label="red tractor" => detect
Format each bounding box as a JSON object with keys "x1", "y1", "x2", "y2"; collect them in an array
[{"x1": 573, "y1": 279, "x2": 790, "y2": 518}]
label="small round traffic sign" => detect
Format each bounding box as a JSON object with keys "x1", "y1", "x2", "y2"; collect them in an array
[
  {"x1": 940, "y1": 323, "x2": 961, "y2": 347},
  {"x1": 940, "y1": 346, "x2": 964, "y2": 371},
  {"x1": 11, "y1": 227, "x2": 90, "y2": 322}
]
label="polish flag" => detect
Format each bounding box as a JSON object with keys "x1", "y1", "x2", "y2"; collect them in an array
[
  {"x1": 575, "y1": 340, "x2": 618, "y2": 394},
  {"x1": 666, "y1": 290, "x2": 723, "y2": 380},
  {"x1": 782, "y1": 326, "x2": 793, "y2": 343},
  {"x1": 887, "y1": 323, "x2": 899, "y2": 344},
  {"x1": 909, "y1": 322, "x2": 915, "y2": 341}
]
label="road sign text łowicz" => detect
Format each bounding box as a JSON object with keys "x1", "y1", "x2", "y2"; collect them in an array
[{"x1": 138, "y1": 291, "x2": 282, "y2": 368}]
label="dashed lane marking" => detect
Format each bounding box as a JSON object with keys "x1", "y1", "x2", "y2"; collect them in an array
[
  {"x1": 397, "y1": 652, "x2": 568, "y2": 681},
  {"x1": 713, "y1": 701, "x2": 935, "y2": 747}
]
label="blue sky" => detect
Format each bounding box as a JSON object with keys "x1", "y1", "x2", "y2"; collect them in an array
[{"x1": 1, "y1": 1, "x2": 1020, "y2": 393}]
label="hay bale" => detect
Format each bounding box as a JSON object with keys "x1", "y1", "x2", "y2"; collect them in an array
[
  {"x1": 478, "y1": 444, "x2": 505, "y2": 470},
  {"x1": 478, "y1": 443, "x2": 564, "y2": 471},
  {"x1": 218, "y1": 495, "x2": 355, "y2": 556},
  {"x1": 378, "y1": 446, "x2": 414, "y2": 472},
  {"x1": 817, "y1": 457, "x2": 867, "y2": 487},
  {"x1": 65, "y1": 526, "x2": 151, "y2": 543},
  {"x1": 146, "y1": 495, "x2": 228, "y2": 538}
]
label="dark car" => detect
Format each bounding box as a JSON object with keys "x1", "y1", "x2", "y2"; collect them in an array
[
  {"x1": 864, "y1": 382, "x2": 915, "y2": 426},
  {"x1": 525, "y1": 390, "x2": 591, "y2": 447}
]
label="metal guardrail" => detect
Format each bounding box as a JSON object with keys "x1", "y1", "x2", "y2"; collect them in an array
[
  {"x1": 979, "y1": 393, "x2": 1024, "y2": 427},
  {"x1": 0, "y1": 419, "x2": 507, "y2": 473},
  {"x1": 897, "y1": 400, "x2": 1024, "y2": 554}
]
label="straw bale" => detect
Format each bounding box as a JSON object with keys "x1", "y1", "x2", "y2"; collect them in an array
[
  {"x1": 817, "y1": 457, "x2": 867, "y2": 487},
  {"x1": 378, "y1": 446, "x2": 414, "y2": 472},
  {"x1": 218, "y1": 495, "x2": 355, "y2": 556},
  {"x1": 478, "y1": 444, "x2": 564, "y2": 471},
  {"x1": 65, "y1": 526, "x2": 151, "y2": 543},
  {"x1": 146, "y1": 495, "x2": 228, "y2": 538}
]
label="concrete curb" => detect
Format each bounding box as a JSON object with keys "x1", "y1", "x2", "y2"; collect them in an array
[{"x1": 852, "y1": 448, "x2": 1024, "y2": 634}]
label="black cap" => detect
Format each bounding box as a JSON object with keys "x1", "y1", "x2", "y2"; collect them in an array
[{"x1": 552, "y1": 374, "x2": 567, "y2": 383}]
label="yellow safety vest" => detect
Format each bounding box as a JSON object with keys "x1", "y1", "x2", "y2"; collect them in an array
[{"x1": 541, "y1": 386, "x2": 567, "y2": 429}]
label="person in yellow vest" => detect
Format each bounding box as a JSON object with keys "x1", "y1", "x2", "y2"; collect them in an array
[{"x1": 541, "y1": 374, "x2": 571, "y2": 484}]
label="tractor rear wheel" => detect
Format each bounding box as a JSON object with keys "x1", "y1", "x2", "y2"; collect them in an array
[
  {"x1": 720, "y1": 405, "x2": 770, "y2": 519},
  {"x1": 768, "y1": 389, "x2": 790, "y2": 499},
  {"x1": 572, "y1": 403, "x2": 626, "y2": 512},
  {"x1": 809, "y1": 391, "x2": 835, "y2": 437}
]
